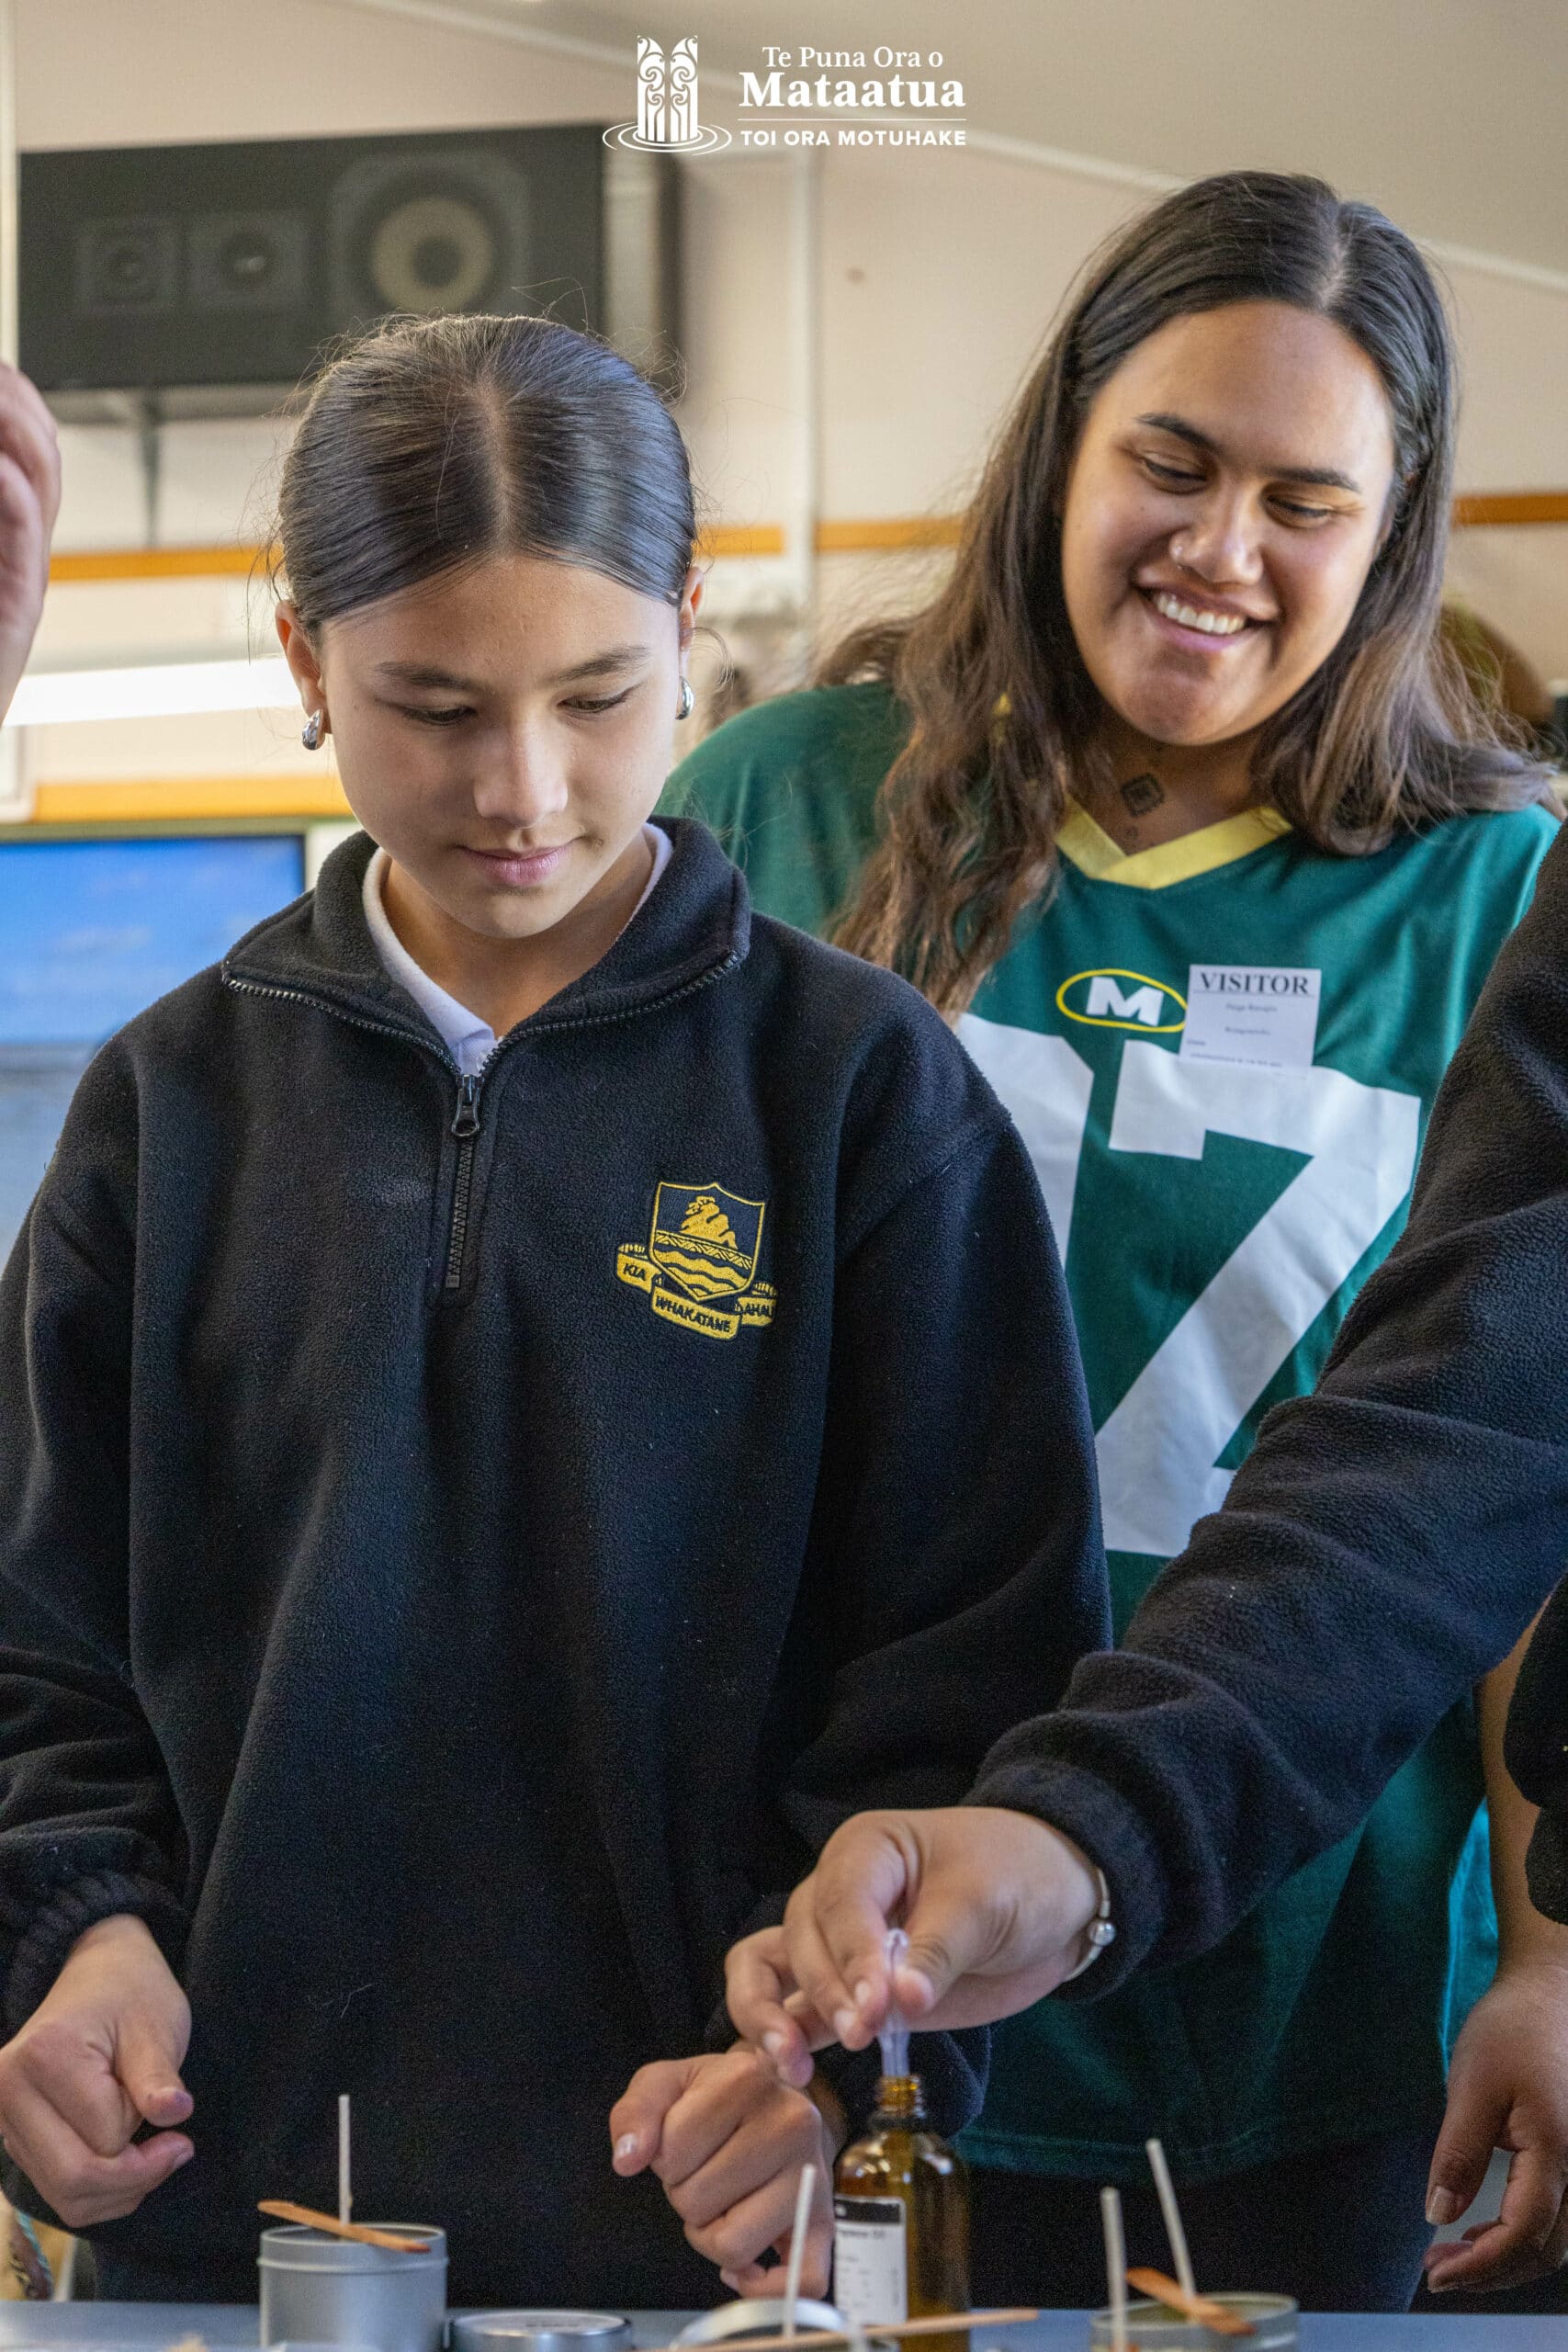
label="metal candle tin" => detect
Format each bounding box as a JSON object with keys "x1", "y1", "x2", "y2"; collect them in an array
[
  {"x1": 1089, "y1": 2296, "x2": 1298, "y2": 2351},
  {"x1": 450, "y1": 2315, "x2": 629, "y2": 2352},
  {"x1": 259, "y1": 2222, "x2": 448, "y2": 2352},
  {"x1": 674, "y1": 2301, "x2": 842, "y2": 2346}
]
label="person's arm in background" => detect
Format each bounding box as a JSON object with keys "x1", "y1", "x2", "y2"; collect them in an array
[
  {"x1": 0, "y1": 364, "x2": 58, "y2": 719},
  {"x1": 1414, "y1": 1616, "x2": 1568, "y2": 2293},
  {"x1": 729, "y1": 819, "x2": 1568, "y2": 2070}
]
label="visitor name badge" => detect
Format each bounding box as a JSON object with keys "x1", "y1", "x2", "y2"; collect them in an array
[{"x1": 1180, "y1": 965, "x2": 1321, "y2": 1071}]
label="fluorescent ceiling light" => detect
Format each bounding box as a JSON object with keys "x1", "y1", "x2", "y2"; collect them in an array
[{"x1": 3, "y1": 658, "x2": 299, "y2": 729}]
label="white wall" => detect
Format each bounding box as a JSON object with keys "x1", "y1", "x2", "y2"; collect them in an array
[
  {"x1": 14, "y1": 0, "x2": 620, "y2": 147},
  {"x1": 17, "y1": 0, "x2": 1568, "y2": 806}
]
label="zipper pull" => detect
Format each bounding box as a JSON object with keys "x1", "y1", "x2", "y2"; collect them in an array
[{"x1": 451, "y1": 1071, "x2": 482, "y2": 1138}]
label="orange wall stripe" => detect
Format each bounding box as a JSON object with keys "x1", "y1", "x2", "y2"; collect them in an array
[
  {"x1": 49, "y1": 530, "x2": 787, "y2": 580},
  {"x1": 48, "y1": 544, "x2": 273, "y2": 583},
  {"x1": 28, "y1": 777, "x2": 354, "y2": 822},
  {"x1": 816, "y1": 516, "x2": 965, "y2": 552},
  {"x1": 1451, "y1": 492, "x2": 1568, "y2": 527},
  {"x1": 43, "y1": 496, "x2": 1568, "y2": 587},
  {"x1": 697, "y1": 524, "x2": 786, "y2": 557}
]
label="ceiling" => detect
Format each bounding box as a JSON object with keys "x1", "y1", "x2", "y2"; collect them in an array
[{"x1": 416, "y1": 0, "x2": 1568, "y2": 284}]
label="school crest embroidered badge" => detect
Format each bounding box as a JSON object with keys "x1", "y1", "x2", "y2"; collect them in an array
[{"x1": 616, "y1": 1181, "x2": 777, "y2": 1340}]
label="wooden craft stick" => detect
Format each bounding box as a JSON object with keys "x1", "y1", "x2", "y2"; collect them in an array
[
  {"x1": 1145, "y1": 2140, "x2": 1195, "y2": 2300},
  {"x1": 781, "y1": 2161, "x2": 814, "y2": 2339},
  {"x1": 640, "y1": 2309, "x2": 1038, "y2": 2352},
  {"x1": 257, "y1": 2200, "x2": 431, "y2": 2254},
  {"x1": 1125, "y1": 2270, "x2": 1254, "y2": 2337},
  {"x1": 1100, "y1": 2187, "x2": 1128, "y2": 2352}
]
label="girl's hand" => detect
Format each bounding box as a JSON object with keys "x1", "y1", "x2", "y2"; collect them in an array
[
  {"x1": 610, "y1": 2045, "x2": 840, "y2": 2294},
  {"x1": 0, "y1": 364, "x2": 59, "y2": 720},
  {"x1": 0, "y1": 1914, "x2": 194, "y2": 2226},
  {"x1": 1424, "y1": 1959, "x2": 1568, "y2": 2292},
  {"x1": 725, "y1": 1807, "x2": 1100, "y2": 2089}
]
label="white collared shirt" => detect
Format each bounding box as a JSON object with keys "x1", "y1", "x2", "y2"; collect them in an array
[{"x1": 362, "y1": 824, "x2": 673, "y2": 1076}]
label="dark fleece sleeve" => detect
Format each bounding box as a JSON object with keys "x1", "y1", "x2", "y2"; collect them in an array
[
  {"x1": 739, "y1": 1108, "x2": 1110, "y2": 2134},
  {"x1": 0, "y1": 1159, "x2": 189, "y2": 2030},
  {"x1": 972, "y1": 816, "x2": 1568, "y2": 1992},
  {"x1": 1505, "y1": 1580, "x2": 1568, "y2": 1925}
]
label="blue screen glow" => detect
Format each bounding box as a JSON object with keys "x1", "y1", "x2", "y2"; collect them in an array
[{"x1": 0, "y1": 835, "x2": 306, "y2": 1045}]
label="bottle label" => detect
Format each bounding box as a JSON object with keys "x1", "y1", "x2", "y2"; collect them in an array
[{"x1": 833, "y1": 2196, "x2": 908, "y2": 2324}]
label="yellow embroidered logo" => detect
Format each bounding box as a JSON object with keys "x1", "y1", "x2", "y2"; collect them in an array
[{"x1": 617, "y1": 1181, "x2": 777, "y2": 1341}]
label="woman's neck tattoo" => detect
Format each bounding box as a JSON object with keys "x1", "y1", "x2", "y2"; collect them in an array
[{"x1": 1120, "y1": 772, "x2": 1165, "y2": 818}]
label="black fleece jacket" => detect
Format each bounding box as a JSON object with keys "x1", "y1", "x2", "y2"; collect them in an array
[
  {"x1": 1495, "y1": 832, "x2": 1568, "y2": 1919},
  {"x1": 1507, "y1": 1580, "x2": 1568, "y2": 1924},
  {"x1": 0, "y1": 820, "x2": 1107, "y2": 2305},
  {"x1": 974, "y1": 814, "x2": 1568, "y2": 1991}
]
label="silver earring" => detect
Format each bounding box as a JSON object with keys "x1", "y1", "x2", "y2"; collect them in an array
[
  {"x1": 676, "y1": 677, "x2": 694, "y2": 722},
  {"x1": 301, "y1": 709, "x2": 325, "y2": 750}
]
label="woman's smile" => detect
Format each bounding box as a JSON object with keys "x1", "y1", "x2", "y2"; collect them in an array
[
  {"x1": 1134, "y1": 582, "x2": 1273, "y2": 655},
  {"x1": 1062, "y1": 302, "x2": 1395, "y2": 748}
]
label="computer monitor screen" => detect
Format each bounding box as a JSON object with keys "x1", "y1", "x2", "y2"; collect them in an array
[{"x1": 0, "y1": 834, "x2": 307, "y2": 1260}]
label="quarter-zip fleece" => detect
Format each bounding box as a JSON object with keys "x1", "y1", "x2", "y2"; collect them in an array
[{"x1": 0, "y1": 820, "x2": 1108, "y2": 2306}]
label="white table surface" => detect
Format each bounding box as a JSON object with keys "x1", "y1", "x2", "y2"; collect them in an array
[{"x1": 0, "y1": 2309, "x2": 1561, "y2": 2350}]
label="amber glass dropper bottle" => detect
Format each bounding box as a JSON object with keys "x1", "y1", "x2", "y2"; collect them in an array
[{"x1": 833, "y1": 1931, "x2": 970, "y2": 2352}]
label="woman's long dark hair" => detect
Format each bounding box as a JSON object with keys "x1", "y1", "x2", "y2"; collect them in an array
[
  {"x1": 827, "y1": 172, "x2": 1555, "y2": 1015},
  {"x1": 268, "y1": 311, "x2": 695, "y2": 630}
]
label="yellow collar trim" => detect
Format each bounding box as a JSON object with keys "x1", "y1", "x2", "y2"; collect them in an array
[{"x1": 1057, "y1": 799, "x2": 1292, "y2": 889}]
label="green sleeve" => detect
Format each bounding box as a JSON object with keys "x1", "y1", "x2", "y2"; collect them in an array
[{"x1": 659, "y1": 682, "x2": 907, "y2": 939}]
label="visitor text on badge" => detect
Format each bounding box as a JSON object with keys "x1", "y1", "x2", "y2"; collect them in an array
[{"x1": 1180, "y1": 965, "x2": 1321, "y2": 1071}]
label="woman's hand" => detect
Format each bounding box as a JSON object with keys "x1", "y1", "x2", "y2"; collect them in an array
[
  {"x1": 0, "y1": 1914, "x2": 194, "y2": 2226},
  {"x1": 0, "y1": 363, "x2": 59, "y2": 721},
  {"x1": 1424, "y1": 1958, "x2": 1568, "y2": 2293},
  {"x1": 610, "y1": 2045, "x2": 840, "y2": 2294},
  {"x1": 725, "y1": 1806, "x2": 1100, "y2": 2089}
]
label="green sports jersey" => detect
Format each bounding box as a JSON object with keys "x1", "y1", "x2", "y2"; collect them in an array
[{"x1": 663, "y1": 681, "x2": 1559, "y2": 2177}]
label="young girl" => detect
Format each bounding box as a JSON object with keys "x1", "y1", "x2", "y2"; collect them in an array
[
  {"x1": 667, "y1": 172, "x2": 1562, "y2": 2309},
  {"x1": 0, "y1": 322, "x2": 1110, "y2": 2306}
]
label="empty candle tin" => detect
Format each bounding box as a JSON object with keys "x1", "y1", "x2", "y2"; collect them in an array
[
  {"x1": 451, "y1": 2315, "x2": 628, "y2": 2352},
  {"x1": 1089, "y1": 2296, "x2": 1298, "y2": 2351},
  {"x1": 259, "y1": 2222, "x2": 447, "y2": 2352}
]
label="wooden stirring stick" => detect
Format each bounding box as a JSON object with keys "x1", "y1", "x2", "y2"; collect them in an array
[
  {"x1": 1126, "y1": 2271, "x2": 1253, "y2": 2337},
  {"x1": 258, "y1": 2200, "x2": 432, "y2": 2254},
  {"x1": 641, "y1": 2311, "x2": 1038, "y2": 2352}
]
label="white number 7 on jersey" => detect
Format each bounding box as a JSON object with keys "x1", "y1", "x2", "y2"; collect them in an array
[
  {"x1": 1096, "y1": 1045, "x2": 1419, "y2": 1557},
  {"x1": 958, "y1": 1017, "x2": 1420, "y2": 1562}
]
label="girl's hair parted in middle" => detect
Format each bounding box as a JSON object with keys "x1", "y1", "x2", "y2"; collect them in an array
[{"x1": 271, "y1": 311, "x2": 696, "y2": 637}]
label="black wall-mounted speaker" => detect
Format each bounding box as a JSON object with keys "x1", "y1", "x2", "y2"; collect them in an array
[{"x1": 21, "y1": 125, "x2": 681, "y2": 418}]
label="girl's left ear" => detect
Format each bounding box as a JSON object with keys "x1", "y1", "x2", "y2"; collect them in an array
[
  {"x1": 679, "y1": 565, "x2": 706, "y2": 648},
  {"x1": 276, "y1": 599, "x2": 326, "y2": 698}
]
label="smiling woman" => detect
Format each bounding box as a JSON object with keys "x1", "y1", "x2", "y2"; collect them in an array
[
  {"x1": 665, "y1": 170, "x2": 1565, "y2": 2313},
  {"x1": 804, "y1": 173, "x2": 1550, "y2": 1014},
  {"x1": 1059, "y1": 301, "x2": 1398, "y2": 765}
]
